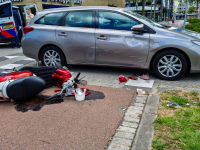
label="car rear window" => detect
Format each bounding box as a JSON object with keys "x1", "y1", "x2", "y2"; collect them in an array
[
  {"x1": 0, "y1": 3, "x2": 12, "y2": 18},
  {"x1": 35, "y1": 12, "x2": 64, "y2": 25}
]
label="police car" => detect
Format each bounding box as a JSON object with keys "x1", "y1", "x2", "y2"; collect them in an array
[{"x1": 0, "y1": 1, "x2": 38, "y2": 45}]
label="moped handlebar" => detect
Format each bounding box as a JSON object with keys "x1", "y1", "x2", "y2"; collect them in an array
[
  {"x1": 75, "y1": 72, "x2": 81, "y2": 79},
  {"x1": 74, "y1": 72, "x2": 81, "y2": 83}
]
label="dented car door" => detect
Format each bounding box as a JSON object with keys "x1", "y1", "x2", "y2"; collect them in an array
[{"x1": 95, "y1": 10, "x2": 150, "y2": 67}]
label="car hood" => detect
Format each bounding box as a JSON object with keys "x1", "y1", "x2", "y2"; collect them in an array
[{"x1": 168, "y1": 27, "x2": 200, "y2": 39}]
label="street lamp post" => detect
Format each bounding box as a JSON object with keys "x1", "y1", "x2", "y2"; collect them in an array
[{"x1": 183, "y1": 0, "x2": 188, "y2": 29}]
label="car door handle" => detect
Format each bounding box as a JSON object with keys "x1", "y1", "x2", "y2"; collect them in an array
[
  {"x1": 97, "y1": 35, "x2": 107, "y2": 40},
  {"x1": 58, "y1": 32, "x2": 68, "y2": 37}
]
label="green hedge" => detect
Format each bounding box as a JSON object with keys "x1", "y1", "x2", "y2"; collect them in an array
[
  {"x1": 185, "y1": 18, "x2": 200, "y2": 33},
  {"x1": 187, "y1": 18, "x2": 200, "y2": 23}
]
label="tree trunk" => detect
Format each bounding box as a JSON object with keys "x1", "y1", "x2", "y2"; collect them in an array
[
  {"x1": 136, "y1": 1, "x2": 138, "y2": 11},
  {"x1": 142, "y1": 0, "x2": 145, "y2": 16},
  {"x1": 197, "y1": 0, "x2": 199, "y2": 18},
  {"x1": 154, "y1": 0, "x2": 158, "y2": 21},
  {"x1": 70, "y1": 0, "x2": 74, "y2": 7}
]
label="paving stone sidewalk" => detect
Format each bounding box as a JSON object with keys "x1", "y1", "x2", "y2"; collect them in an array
[
  {"x1": 107, "y1": 95, "x2": 148, "y2": 150},
  {"x1": 158, "y1": 20, "x2": 189, "y2": 28}
]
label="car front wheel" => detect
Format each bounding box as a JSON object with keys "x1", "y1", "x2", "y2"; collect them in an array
[{"x1": 153, "y1": 50, "x2": 187, "y2": 80}]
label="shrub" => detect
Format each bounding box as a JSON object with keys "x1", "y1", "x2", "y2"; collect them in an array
[
  {"x1": 187, "y1": 18, "x2": 200, "y2": 24},
  {"x1": 185, "y1": 19, "x2": 200, "y2": 33}
]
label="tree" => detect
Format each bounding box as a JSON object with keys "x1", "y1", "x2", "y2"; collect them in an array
[
  {"x1": 131, "y1": 0, "x2": 140, "y2": 10},
  {"x1": 188, "y1": 6, "x2": 196, "y2": 14},
  {"x1": 129, "y1": 0, "x2": 152, "y2": 17},
  {"x1": 154, "y1": 0, "x2": 158, "y2": 21},
  {"x1": 129, "y1": 0, "x2": 145, "y2": 16},
  {"x1": 183, "y1": 10, "x2": 186, "y2": 14},
  {"x1": 142, "y1": 0, "x2": 145, "y2": 16},
  {"x1": 185, "y1": 0, "x2": 199, "y2": 18}
]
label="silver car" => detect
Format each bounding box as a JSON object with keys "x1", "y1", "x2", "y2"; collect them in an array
[{"x1": 22, "y1": 6, "x2": 200, "y2": 80}]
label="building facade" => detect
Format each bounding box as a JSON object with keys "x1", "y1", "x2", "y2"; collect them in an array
[
  {"x1": 176, "y1": 0, "x2": 200, "y2": 19},
  {"x1": 125, "y1": 0, "x2": 165, "y2": 21},
  {"x1": 0, "y1": 0, "x2": 125, "y2": 11}
]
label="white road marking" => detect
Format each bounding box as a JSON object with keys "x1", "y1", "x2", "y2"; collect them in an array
[
  {"x1": 0, "y1": 64, "x2": 22, "y2": 69},
  {"x1": 4, "y1": 56, "x2": 19, "y2": 59},
  {"x1": 24, "y1": 58, "x2": 35, "y2": 61}
]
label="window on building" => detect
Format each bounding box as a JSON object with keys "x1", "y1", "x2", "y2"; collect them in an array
[
  {"x1": 98, "y1": 11, "x2": 140, "y2": 31},
  {"x1": 35, "y1": 12, "x2": 64, "y2": 25},
  {"x1": 64, "y1": 11, "x2": 93, "y2": 28}
]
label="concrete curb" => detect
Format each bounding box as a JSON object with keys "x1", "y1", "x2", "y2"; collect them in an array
[
  {"x1": 107, "y1": 95, "x2": 148, "y2": 150},
  {"x1": 131, "y1": 95, "x2": 159, "y2": 150},
  {"x1": 131, "y1": 87, "x2": 181, "y2": 150}
]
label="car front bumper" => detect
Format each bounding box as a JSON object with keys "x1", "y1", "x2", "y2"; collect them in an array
[{"x1": 188, "y1": 44, "x2": 200, "y2": 73}]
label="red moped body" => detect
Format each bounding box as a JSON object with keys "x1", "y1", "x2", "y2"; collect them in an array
[
  {"x1": 52, "y1": 69, "x2": 72, "y2": 88},
  {"x1": 0, "y1": 71, "x2": 33, "y2": 82}
]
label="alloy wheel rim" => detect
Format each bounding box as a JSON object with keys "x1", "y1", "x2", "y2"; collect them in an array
[
  {"x1": 158, "y1": 55, "x2": 182, "y2": 77},
  {"x1": 43, "y1": 50, "x2": 61, "y2": 67}
]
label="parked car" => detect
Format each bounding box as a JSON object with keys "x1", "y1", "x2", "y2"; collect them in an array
[
  {"x1": 0, "y1": 1, "x2": 38, "y2": 44},
  {"x1": 22, "y1": 6, "x2": 200, "y2": 80}
]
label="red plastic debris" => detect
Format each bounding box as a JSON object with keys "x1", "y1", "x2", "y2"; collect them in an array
[
  {"x1": 138, "y1": 73, "x2": 150, "y2": 80},
  {"x1": 54, "y1": 90, "x2": 61, "y2": 93},
  {"x1": 119, "y1": 74, "x2": 127, "y2": 82},
  {"x1": 128, "y1": 76, "x2": 138, "y2": 80}
]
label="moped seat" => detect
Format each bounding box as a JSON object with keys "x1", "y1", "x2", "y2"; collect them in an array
[
  {"x1": 6, "y1": 76, "x2": 45, "y2": 101},
  {"x1": 19, "y1": 66, "x2": 57, "y2": 88}
]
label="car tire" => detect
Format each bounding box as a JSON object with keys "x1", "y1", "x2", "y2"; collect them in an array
[
  {"x1": 41, "y1": 46, "x2": 67, "y2": 67},
  {"x1": 153, "y1": 50, "x2": 187, "y2": 80}
]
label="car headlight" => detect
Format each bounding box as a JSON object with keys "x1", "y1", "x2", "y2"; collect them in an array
[{"x1": 191, "y1": 40, "x2": 200, "y2": 46}]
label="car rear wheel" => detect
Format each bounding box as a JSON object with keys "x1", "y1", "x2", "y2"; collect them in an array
[
  {"x1": 153, "y1": 50, "x2": 187, "y2": 80},
  {"x1": 41, "y1": 46, "x2": 66, "y2": 67}
]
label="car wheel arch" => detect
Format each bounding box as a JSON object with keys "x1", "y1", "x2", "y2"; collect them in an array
[
  {"x1": 38, "y1": 44, "x2": 66, "y2": 62},
  {"x1": 150, "y1": 48, "x2": 191, "y2": 73}
]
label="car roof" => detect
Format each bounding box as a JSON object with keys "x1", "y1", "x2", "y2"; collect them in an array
[{"x1": 42, "y1": 6, "x2": 124, "y2": 12}]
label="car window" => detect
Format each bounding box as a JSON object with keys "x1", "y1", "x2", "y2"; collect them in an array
[
  {"x1": 98, "y1": 11, "x2": 140, "y2": 31},
  {"x1": 124, "y1": 11, "x2": 164, "y2": 28},
  {"x1": 64, "y1": 11, "x2": 93, "y2": 28},
  {"x1": 0, "y1": 3, "x2": 12, "y2": 18},
  {"x1": 35, "y1": 12, "x2": 64, "y2": 25}
]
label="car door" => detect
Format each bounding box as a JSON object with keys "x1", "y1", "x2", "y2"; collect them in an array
[
  {"x1": 0, "y1": 1, "x2": 17, "y2": 39},
  {"x1": 95, "y1": 10, "x2": 150, "y2": 67},
  {"x1": 56, "y1": 10, "x2": 95, "y2": 64}
]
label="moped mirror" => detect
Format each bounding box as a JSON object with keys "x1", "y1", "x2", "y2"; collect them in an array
[{"x1": 80, "y1": 80, "x2": 87, "y2": 86}]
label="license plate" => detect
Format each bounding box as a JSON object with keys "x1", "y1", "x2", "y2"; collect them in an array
[{"x1": 3, "y1": 24, "x2": 13, "y2": 30}]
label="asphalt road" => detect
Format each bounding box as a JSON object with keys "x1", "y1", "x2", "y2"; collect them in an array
[
  {"x1": 1, "y1": 45, "x2": 200, "y2": 91},
  {"x1": 0, "y1": 45, "x2": 150, "y2": 89}
]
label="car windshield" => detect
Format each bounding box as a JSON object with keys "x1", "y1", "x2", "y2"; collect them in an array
[
  {"x1": 0, "y1": 3, "x2": 12, "y2": 18},
  {"x1": 124, "y1": 10, "x2": 165, "y2": 28}
]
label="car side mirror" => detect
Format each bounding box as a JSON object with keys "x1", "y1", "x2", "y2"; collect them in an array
[{"x1": 131, "y1": 24, "x2": 144, "y2": 32}]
